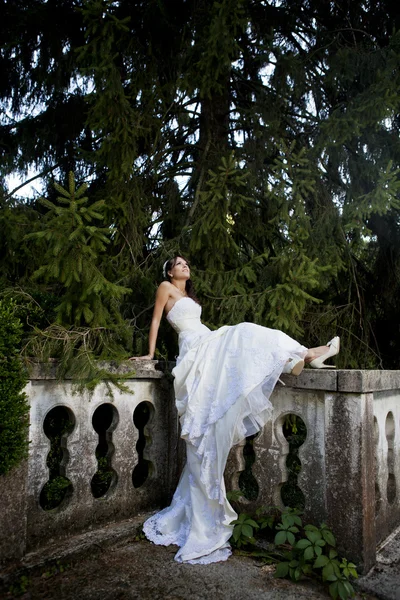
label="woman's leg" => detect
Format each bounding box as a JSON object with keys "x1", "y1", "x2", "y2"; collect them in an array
[{"x1": 304, "y1": 345, "x2": 330, "y2": 363}]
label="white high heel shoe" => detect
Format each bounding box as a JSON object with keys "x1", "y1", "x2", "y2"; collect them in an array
[
  {"x1": 278, "y1": 357, "x2": 305, "y2": 385},
  {"x1": 282, "y1": 357, "x2": 305, "y2": 376},
  {"x1": 309, "y1": 336, "x2": 340, "y2": 369}
]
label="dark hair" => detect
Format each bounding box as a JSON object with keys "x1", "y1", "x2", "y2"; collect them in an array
[{"x1": 164, "y1": 256, "x2": 200, "y2": 304}]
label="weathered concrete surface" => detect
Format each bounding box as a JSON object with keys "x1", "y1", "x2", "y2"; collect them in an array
[
  {"x1": 280, "y1": 368, "x2": 337, "y2": 390},
  {"x1": 325, "y1": 392, "x2": 376, "y2": 573},
  {"x1": 24, "y1": 375, "x2": 178, "y2": 554},
  {"x1": 373, "y1": 390, "x2": 400, "y2": 546},
  {"x1": 338, "y1": 370, "x2": 400, "y2": 393},
  {"x1": 0, "y1": 516, "x2": 378, "y2": 600},
  {"x1": 3, "y1": 364, "x2": 400, "y2": 577},
  {"x1": 356, "y1": 526, "x2": 400, "y2": 600}
]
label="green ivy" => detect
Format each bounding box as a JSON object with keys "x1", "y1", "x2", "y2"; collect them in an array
[
  {"x1": 0, "y1": 299, "x2": 29, "y2": 476},
  {"x1": 228, "y1": 498, "x2": 358, "y2": 600}
]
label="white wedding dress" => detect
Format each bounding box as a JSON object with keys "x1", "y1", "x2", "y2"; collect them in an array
[{"x1": 143, "y1": 297, "x2": 307, "y2": 564}]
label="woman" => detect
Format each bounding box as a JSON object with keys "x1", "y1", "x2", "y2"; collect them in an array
[{"x1": 130, "y1": 256, "x2": 339, "y2": 565}]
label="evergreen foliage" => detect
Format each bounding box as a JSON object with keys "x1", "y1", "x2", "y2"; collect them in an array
[
  {"x1": 25, "y1": 171, "x2": 130, "y2": 327},
  {"x1": 0, "y1": 300, "x2": 29, "y2": 476},
  {"x1": 21, "y1": 173, "x2": 134, "y2": 393},
  {"x1": 1, "y1": 0, "x2": 400, "y2": 368}
]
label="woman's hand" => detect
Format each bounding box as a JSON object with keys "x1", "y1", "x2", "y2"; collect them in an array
[{"x1": 128, "y1": 354, "x2": 154, "y2": 361}]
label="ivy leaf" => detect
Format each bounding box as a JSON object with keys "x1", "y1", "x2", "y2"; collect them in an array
[
  {"x1": 313, "y1": 554, "x2": 329, "y2": 568},
  {"x1": 304, "y1": 545, "x2": 314, "y2": 561},
  {"x1": 246, "y1": 519, "x2": 260, "y2": 529},
  {"x1": 306, "y1": 531, "x2": 322, "y2": 544},
  {"x1": 274, "y1": 562, "x2": 289, "y2": 578},
  {"x1": 275, "y1": 531, "x2": 287, "y2": 545},
  {"x1": 329, "y1": 581, "x2": 339, "y2": 600},
  {"x1": 242, "y1": 524, "x2": 254, "y2": 538},
  {"x1": 322, "y1": 529, "x2": 336, "y2": 546},
  {"x1": 323, "y1": 563, "x2": 338, "y2": 582},
  {"x1": 287, "y1": 531, "x2": 296, "y2": 546}
]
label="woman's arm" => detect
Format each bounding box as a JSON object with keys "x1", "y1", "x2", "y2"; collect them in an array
[{"x1": 129, "y1": 283, "x2": 170, "y2": 360}]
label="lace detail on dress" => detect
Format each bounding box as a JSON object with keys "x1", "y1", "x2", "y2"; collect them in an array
[
  {"x1": 179, "y1": 547, "x2": 232, "y2": 565},
  {"x1": 143, "y1": 492, "x2": 190, "y2": 548}
]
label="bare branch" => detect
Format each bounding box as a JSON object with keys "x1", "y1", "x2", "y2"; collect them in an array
[{"x1": 5, "y1": 164, "x2": 60, "y2": 200}]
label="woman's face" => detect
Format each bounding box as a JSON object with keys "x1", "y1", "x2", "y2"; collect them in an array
[{"x1": 169, "y1": 257, "x2": 190, "y2": 281}]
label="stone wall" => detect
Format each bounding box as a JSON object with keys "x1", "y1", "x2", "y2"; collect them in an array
[
  {"x1": 0, "y1": 362, "x2": 181, "y2": 563},
  {"x1": 1, "y1": 365, "x2": 399, "y2": 573},
  {"x1": 226, "y1": 369, "x2": 400, "y2": 573}
]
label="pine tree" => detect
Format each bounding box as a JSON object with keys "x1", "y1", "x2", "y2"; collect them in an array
[{"x1": 26, "y1": 172, "x2": 130, "y2": 327}]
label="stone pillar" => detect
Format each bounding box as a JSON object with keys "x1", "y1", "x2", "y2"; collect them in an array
[{"x1": 325, "y1": 379, "x2": 376, "y2": 573}]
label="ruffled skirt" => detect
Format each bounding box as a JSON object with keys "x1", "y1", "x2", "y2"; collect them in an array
[{"x1": 143, "y1": 322, "x2": 307, "y2": 563}]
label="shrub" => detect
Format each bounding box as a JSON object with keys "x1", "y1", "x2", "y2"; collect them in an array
[{"x1": 0, "y1": 299, "x2": 30, "y2": 475}]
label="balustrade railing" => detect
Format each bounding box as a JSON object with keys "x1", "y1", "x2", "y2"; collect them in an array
[{"x1": 1, "y1": 365, "x2": 399, "y2": 574}]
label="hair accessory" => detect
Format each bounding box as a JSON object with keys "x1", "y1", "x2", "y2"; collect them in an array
[{"x1": 163, "y1": 260, "x2": 170, "y2": 279}]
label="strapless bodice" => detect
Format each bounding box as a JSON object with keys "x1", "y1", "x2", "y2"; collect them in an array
[{"x1": 166, "y1": 297, "x2": 208, "y2": 335}]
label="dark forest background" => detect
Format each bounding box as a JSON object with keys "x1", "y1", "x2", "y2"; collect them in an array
[{"x1": 1, "y1": 0, "x2": 400, "y2": 381}]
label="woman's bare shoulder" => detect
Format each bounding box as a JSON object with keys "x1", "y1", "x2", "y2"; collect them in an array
[
  {"x1": 156, "y1": 281, "x2": 174, "y2": 300},
  {"x1": 157, "y1": 281, "x2": 174, "y2": 293}
]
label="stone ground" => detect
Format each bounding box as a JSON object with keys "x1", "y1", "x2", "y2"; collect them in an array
[
  {"x1": 356, "y1": 527, "x2": 400, "y2": 600},
  {"x1": 0, "y1": 515, "x2": 398, "y2": 600}
]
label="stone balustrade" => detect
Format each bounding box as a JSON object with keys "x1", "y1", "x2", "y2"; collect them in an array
[{"x1": 1, "y1": 364, "x2": 399, "y2": 574}]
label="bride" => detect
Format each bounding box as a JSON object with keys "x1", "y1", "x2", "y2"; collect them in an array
[{"x1": 130, "y1": 256, "x2": 340, "y2": 564}]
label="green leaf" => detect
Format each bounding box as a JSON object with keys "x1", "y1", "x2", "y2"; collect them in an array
[
  {"x1": 322, "y1": 529, "x2": 336, "y2": 546},
  {"x1": 287, "y1": 531, "x2": 296, "y2": 546},
  {"x1": 337, "y1": 580, "x2": 350, "y2": 600},
  {"x1": 294, "y1": 567, "x2": 302, "y2": 581},
  {"x1": 274, "y1": 562, "x2": 289, "y2": 578},
  {"x1": 314, "y1": 554, "x2": 329, "y2": 568},
  {"x1": 329, "y1": 581, "x2": 339, "y2": 600},
  {"x1": 296, "y1": 539, "x2": 312, "y2": 550},
  {"x1": 306, "y1": 531, "x2": 322, "y2": 544},
  {"x1": 322, "y1": 562, "x2": 336, "y2": 581},
  {"x1": 343, "y1": 580, "x2": 355, "y2": 595},
  {"x1": 242, "y1": 524, "x2": 254, "y2": 538},
  {"x1": 246, "y1": 519, "x2": 260, "y2": 529},
  {"x1": 304, "y1": 546, "x2": 314, "y2": 561},
  {"x1": 232, "y1": 526, "x2": 241, "y2": 542},
  {"x1": 275, "y1": 531, "x2": 287, "y2": 545}
]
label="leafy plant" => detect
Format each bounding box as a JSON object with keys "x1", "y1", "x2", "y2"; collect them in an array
[
  {"x1": 8, "y1": 574, "x2": 30, "y2": 597},
  {"x1": 274, "y1": 516, "x2": 358, "y2": 599},
  {"x1": 0, "y1": 299, "x2": 29, "y2": 476},
  {"x1": 274, "y1": 508, "x2": 302, "y2": 546},
  {"x1": 41, "y1": 560, "x2": 70, "y2": 579},
  {"x1": 40, "y1": 476, "x2": 73, "y2": 511},
  {"x1": 231, "y1": 512, "x2": 260, "y2": 548},
  {"x1": 229, "y1": 501, "x2": 358, "y2": 600}
]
